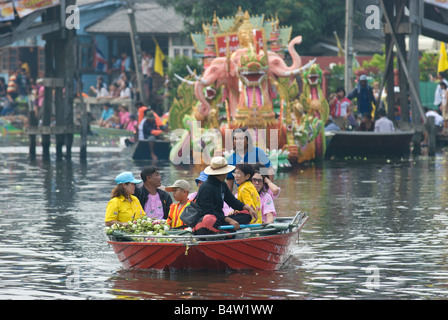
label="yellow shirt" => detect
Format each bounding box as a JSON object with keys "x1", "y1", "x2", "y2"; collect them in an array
[
  {"x1": 237, "y1": 181, "x2": 262, "y2": 224},
  {"x1": 105, "y1": 195, "x2": 145, "y2": 223},
  {"x1": 167, "y1": 201, "x2": 190, "y2": 228}
]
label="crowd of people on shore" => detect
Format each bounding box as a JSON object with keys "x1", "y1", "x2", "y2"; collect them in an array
[
  {"x1": 105, "y1": 128, "x2": 280, "y2": 235},
  {"x1": 0, "y1": 61, "x2": 41, "y2": 118},
  {"x1": 325, "y1": 74, "x2": 395, "y2": 133},
  {"x1": 325, "y1": 72, "x2": 448, "y2": 135}
]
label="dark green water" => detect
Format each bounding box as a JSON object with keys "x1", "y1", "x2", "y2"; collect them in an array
[{"x1": 1, "y1": 136, "x2": 448, "y2": 299}]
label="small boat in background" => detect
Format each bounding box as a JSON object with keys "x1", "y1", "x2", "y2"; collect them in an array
[
  {"x1": 90, "y1": 125, "x2": 134, "y2": 137},
  {"x1": 107, "y1": 211, "x2": 308, "y2": 271},
  {"x1": 131, "y1": 139, "x2": 171, "y2": 160},
  {"x1": 325, "y1": 130, "x2": 414, "y2": 159},
  {"x1": 0, "y1": 117, "x2": 25, "y2": 135}
]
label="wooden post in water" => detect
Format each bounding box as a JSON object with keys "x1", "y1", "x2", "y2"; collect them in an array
[
  {"x1": 42, "y1": 38, "x2": 55, "y2": 161},
  {"x1": 26, "y1": 1, "x2": 78, "y2": 162},
  {"x1": 55, "y1": 38, "x2": 65, "y2": 161},
  {"x1": 64, "y1": 26, "x2": 76, "y2": 160},
  {"x1": 427, "y1": 116, "x2": 436, "y2": 156}
]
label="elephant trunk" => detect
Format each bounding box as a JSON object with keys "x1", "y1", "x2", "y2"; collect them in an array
[{"x1": 194, "y1": 81, "x2": 211, "y2": 117}]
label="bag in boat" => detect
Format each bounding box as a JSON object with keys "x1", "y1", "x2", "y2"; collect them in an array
[{"x1": 179, "y1": 200, "x2": 202, "y2": 228}]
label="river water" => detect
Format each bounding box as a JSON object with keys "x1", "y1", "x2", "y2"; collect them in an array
[{"x1": 1, "y1": 134, "x2": 448, "y2": 300}]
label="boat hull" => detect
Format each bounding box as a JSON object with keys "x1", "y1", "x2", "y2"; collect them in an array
[
  {"x1": 131, "y1": 139, "x2": 171, "y2": 160},
  {"x1": 325, "y1": 131, "x2": 414, "y2": 158},
  {"x1": 108, "y1": 231, "x2": 299, "y2": 271}
]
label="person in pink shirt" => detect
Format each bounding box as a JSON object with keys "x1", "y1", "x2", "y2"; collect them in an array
[
  {"x1": 252, "y1": 170, "x2": 277, "y2": 223},
  {"x1": 119, "y1": 105, "x2": 130, "y2": 129},
  {"x1": 125, "y1": 114, "x2": 138, "y2": 132},
  {"x1": 188, "y1": 171, "x2": 208, "y2": 201}
]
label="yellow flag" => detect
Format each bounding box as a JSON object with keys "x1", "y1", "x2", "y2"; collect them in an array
[
  {"x1": 154, "y1": 38, "x2": 165, "y2": 77},
  {"x1": 438, "y1": 42, "x2": 448, "y2": 74}
]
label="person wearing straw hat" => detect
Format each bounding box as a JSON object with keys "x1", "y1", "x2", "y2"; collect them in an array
[
  {"x1": 193, "y1": 157, "x2": 257, "y2": 235},
  {"x1": 105, "y1": 172, "x2": 145, "y2": 227}
]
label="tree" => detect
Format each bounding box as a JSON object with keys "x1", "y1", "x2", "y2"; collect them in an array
[{"x1": 156, "y1": 0, "x2": 346, "y2": 53}]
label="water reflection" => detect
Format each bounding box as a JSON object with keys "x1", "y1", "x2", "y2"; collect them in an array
[{"x1": 1, "y1": 137, "x2": 448, "y2": 299}]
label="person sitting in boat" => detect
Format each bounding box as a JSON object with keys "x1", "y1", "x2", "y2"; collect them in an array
[
  {"x1": 230, "y1": 164, "x2": 262, "y2": 224},
  {"x1": 357, "y1": 113, "x2": 375, "y2": 132},
  {"x1": 99, "y1": 103, "x2": 114, "y2": 127},
  {"x1": 104, "y1": 106, "x2": 122, "y2": 129},
  {"x1": 134, "y1": 166, "x2": 173, "y2": 220},
  {"x1": 324, "y1": 116, "x2": 341, "y2": 132},
  {"x1": 166, "y1": 179, "x2": 192, "y2": 228},
  {"x1": 252, "y1": 169, "x2": 277, "y2": 224},
  {"x1": 188, "y1": 171, "x2": 208, "y2": 201},
  {"x1": 118, "y1": 105, "x2": 130, "y2": 128},
  {"x1": 226, "y1": 127, "x2": 273, "y2": 193},
  {"x1": 105, "y1": 172, "x2": 145, "y2": 227},
  {"x1": 329, "y1": 87, "x2": 352, "y2": 130},
  {"x1": 374, "y1": 108, "x2": 395, "y2": 132},
  {"x1": 193, "y1": 157, "x2": 257, "y2": 235},
  {"x1": 141, "y1": 109, "x2": 165, "y2": 160}
]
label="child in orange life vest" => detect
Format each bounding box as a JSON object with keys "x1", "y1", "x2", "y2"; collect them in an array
[{"x1": 166, "y1": 179, "x2": 192, "y2": 228}]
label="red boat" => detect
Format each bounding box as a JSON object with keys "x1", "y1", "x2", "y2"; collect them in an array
[{"x1": 107, "y1": 211, "x2": 308, "y2": 271}]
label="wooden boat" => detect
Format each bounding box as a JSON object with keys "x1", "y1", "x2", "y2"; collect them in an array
[
  {"x1": 325, "y1": 130, "x2": 414, "y2": 159},
  {"x1": 107, "y1": 211, "x2": 308, "y2": 271},
  {"x1": 131, "y1": 138, "x2": 171, "y2": 160},
  {"x1": 0, "y1": 117, "x2": 24, "y2": 135},
  {"x1": 90, "y1": 124, "x2": 134, "y2": 137}
]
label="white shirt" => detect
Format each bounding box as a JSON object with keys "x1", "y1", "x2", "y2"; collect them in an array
[
  {"x1": 120, "y1": 87, "x2": 131, "y2": 98},
  {"x1": 426, "y1": 110, "x2": 444, "y2": 126},
  {"x1": 374, "y1": 117, "x2": 395, "y2": 132},
  {"x1": 138, "y1": 118, "x2": 146, "y2": 140},
  {"x1": 434, "y1": 79, "x2": 448, "y2": 106}
]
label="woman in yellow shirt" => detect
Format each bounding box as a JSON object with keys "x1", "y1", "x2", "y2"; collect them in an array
[
  {"x1": 105, "y1": 172, "x2": 145, "y2": 226},
  {"x1": 233, "y1": 164, "x2": 262, "y2": 224}
]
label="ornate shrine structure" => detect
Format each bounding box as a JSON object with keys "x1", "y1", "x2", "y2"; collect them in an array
[{"x1": 169, "y1": 7, "x2": 328, "y2": 165}]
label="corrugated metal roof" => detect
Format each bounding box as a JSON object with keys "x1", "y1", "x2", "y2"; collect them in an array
[{"x1": 85, "y1": 1, "x2": 185, "y2": 34}]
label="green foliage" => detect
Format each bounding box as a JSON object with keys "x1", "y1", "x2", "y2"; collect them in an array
[
  {"x1": 327, "y1": 63, "x2": 345, "y2": 95},
  {"x1": 156, "y1": 0, "x2": 346, "y2": 53},
  {"x1": 419, "y1": 52, "x2": 438, "y2": 81}
]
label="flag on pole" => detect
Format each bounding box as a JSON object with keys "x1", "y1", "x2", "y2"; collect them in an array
[
  {"x1": 333, "y1": 31, "x2": 345, "y2": 57},
  {"x1": 438, "y1": 42, "x2": 448, "y2": 74},
  {"x1": 153, "y1": 36, "x2": 165, "y2": 76},
  {"x1": 93, "y1": 40, "x2": 108, "y2": 73}
]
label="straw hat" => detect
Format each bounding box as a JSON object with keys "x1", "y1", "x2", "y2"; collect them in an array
[{"x1": 204, "y1": 157, "x2": 235, "y2": 175}]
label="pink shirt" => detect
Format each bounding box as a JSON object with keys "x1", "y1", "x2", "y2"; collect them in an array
[
  {"x1": 144, "y1": 193, "x2": 164, "y2": 220},
  {"x1": 119, "y1": 111, "x2": 130, "y2": 126},
  {"x1": 188, "y1": 191, "x2": 197, "y2": 201},
  {"x1": 38, "y1": 85, "x2": 45, "y2": 107},
  {"x1": 126, "y1": 120, "x2": 137, "y2": 131},
  {"x1": 260, "y1": 192, "x2": 276, "y2": 222}
]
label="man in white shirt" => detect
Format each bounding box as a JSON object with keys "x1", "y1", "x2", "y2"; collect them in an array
[
  {"x1": 422, "y1": 107, "x2": 444, "y2": 147},
  {"x1": 374, "y1": 108, "x2": 395, "y2": 132},
  {"x1": 433, "y1": 72, "x2": 447, "y2": 110},
  {"x1": 425, "y1": 107, "x2": 444, "y2": 127}
]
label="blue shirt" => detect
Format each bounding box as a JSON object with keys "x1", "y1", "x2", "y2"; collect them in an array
[
  {"x1": 101, "y1": 108, "x2": 114, "y2": 121},
  {"x1": 226, "y1": 147, "x2": 271, "y2": 180}
]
